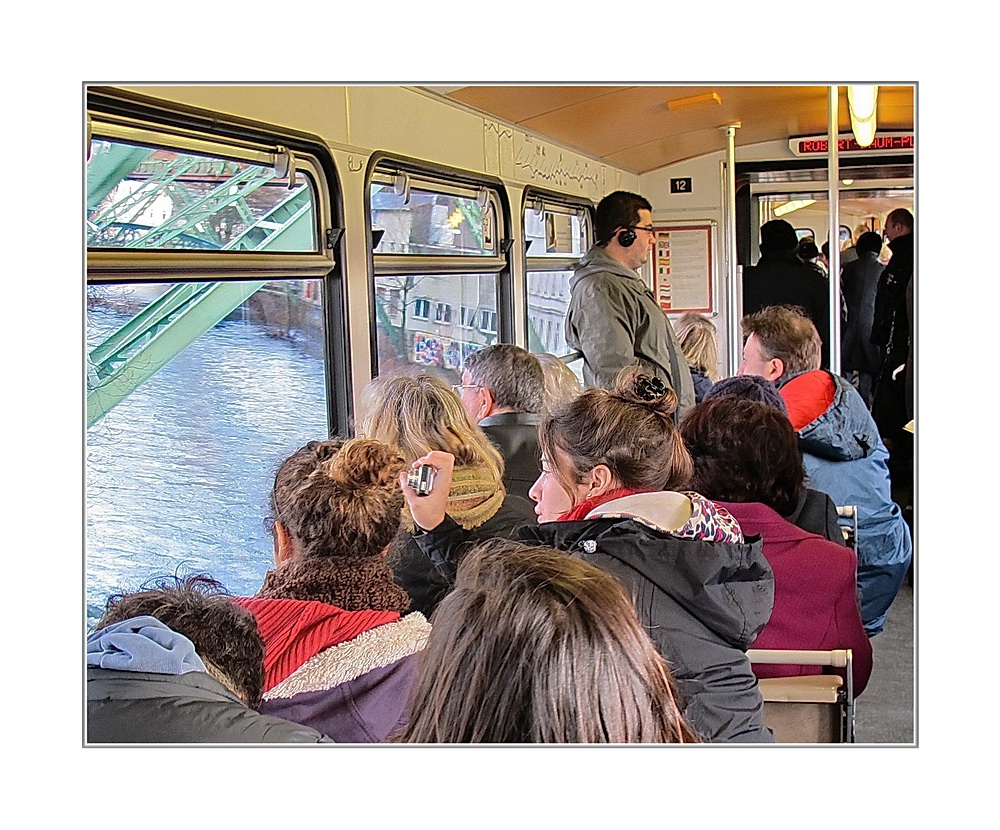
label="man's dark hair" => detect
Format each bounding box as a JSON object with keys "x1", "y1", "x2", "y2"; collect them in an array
[
  {"x1": 96, "y1": 574, "x2": 266, "y2": 709},
  {"x1": 594, "y1": 191, "x2": 652, "y2": 246},
  {"x1": 680, "y1": 397, "x2": 805, "y2": 516},
  {"x1": 856, "y1": 231, "x2": 884, "y2": 255},
  {"x1": 886, "y1": 208, "x2": 913, "y2": 232},
  {"x1": 464, "y1": 344, "x2": 544, "y2": 414}
]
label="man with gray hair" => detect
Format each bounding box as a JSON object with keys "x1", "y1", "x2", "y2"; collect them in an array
[{"x1": 454, "y1": 344, "x2": 544, "y2": 499}]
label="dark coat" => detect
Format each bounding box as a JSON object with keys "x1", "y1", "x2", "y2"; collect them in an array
[
  {"x1": 870, "y1": 233, "x2": 913, "y2": 435},
  {"x1": 519, "y1": 517, "x2": 774, "y2": 743},
  {"x1": 690, "y1": 368, "x2": 714, "y2": 403},
  {"x1": 479, "y1": 412, "x2": 542, "y2": 500},
  {"x1": 871, "y1": 232, "x2": 913, "y2": 363},
  {"x1": 87, "y1": 668, "x2": 333, "y2": 743},
  {"x1": 743, "y1": 251, "x2": 832, "y2": 368},
  {"x1": 785, "y1": 487, "x2": 847, "y2": 547},
  {"x1": 840, "y1": 250, "x2": 883, "y2": 374},
  {"x1": 391, "y1": 494, "x2": 537, "y2": 617}
]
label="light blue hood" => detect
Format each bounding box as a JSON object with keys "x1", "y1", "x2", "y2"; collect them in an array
[{"x1": 87, "y1": 615, "x2": 207, "y2": 675}]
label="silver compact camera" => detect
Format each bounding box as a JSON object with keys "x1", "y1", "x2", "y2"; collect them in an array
[{"x1": 406, "y1": 464, "x2": 436, "y2": 497}]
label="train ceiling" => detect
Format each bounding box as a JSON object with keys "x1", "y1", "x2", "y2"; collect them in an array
[{"x1": 425, "y1": 85, "x2": 915, "y2": 174}]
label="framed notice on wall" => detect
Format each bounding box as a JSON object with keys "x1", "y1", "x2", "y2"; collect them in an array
[{"x1": 651, "y1": 221, "x2": 716, "y2": 313}]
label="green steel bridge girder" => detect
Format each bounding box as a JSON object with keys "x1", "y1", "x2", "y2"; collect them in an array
[{"x1": 86, "y1": 280, "x2": 266, "y2": 428}]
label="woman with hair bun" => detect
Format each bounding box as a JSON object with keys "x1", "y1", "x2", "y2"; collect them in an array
[
  {"x1": 237, "y1": 437, "x2": 431, "y2": 743},
  {"x1": 402, "y1": 367, "x2": 775, "y2": 743}
]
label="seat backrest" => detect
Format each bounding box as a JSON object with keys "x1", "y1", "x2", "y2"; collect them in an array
[{"x1": 746, "y1": 648, "x2": 855, "y2": 743}]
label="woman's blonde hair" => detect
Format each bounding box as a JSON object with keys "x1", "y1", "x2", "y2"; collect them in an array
[
  {"x1": 673, "y1": 313, "x2": 719, "y2": 382},
  {"x1": 358, "y1": 373, "x2": 504, "y2": 485},
  {"x1": 535, "y1": 353, "x2": 583, "y2": 412}
]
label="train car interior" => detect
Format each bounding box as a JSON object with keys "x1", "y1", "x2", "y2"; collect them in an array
[{"x1": 84, "y1": 83, "x2": 916, "y2": 746}]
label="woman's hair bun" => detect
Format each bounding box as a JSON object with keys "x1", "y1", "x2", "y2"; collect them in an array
[
  {"x1": 321, "y1": 438, "x2": 406, "y2": 491},
  {"x1": 614, "y1": 367, "x2": 678, "y2": 416}
]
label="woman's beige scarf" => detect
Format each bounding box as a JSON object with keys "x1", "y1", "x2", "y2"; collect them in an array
[{"x1": 400, "y1": 464, "x2": 504, "y2": 532}]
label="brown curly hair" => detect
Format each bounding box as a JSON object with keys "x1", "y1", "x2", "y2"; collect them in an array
[
  {"x1": 270, "y1": 438, "x2": 407, "y2": 559},
  {"x1": 97, "y1": 574, "x2": 266, "y2": 710}
]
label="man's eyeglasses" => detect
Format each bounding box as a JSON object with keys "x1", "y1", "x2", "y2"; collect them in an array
[
  {"x1": 452, "y1": 383, "x2": 482, "y2": 395},
  {"x1": 630, "y1": 224, "x2": 656, "y2": 234}
]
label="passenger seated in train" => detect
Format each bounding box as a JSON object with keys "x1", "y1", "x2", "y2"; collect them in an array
[
  {"x1": 738, "y1": 304, "x2": 912, "y2": 636},
  {"x1": 358, "y1": 373, "x2": 536, "y2": 617},
  {"x1": 395, "y1": 538, "x2": 699, "y2": 743},
  {"x1": 673, "y1": 312, "x2": 719, "y2": 403},
  {"x1": 702, "y1": 374, "x2": 846, "y2": 546},
  {"x1": 86, "y1": 574, "x2": 331, "y2": 744},
  {"x1": 535, "y1": 352, "x2": 582, "y2": 412},
  {"x1": 237, "y1": 438, "x2": 430, "y2": 743},
  {"x1": 400, "y1": 368, "x2": 775, "y2": 743},
  {"x1": 457, "y1": 344, "x2": 545, "y2": 500},
  {"x1": 680, "y1": 397, "x2": 873, "y2": 695}
]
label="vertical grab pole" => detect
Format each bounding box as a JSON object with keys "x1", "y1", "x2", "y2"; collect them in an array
[
  {"x1": 828, "y1": 86, "x2": 842, "y2": 375},
  {"x1": 722, "y1": 123, "x2": 741, "y2": 376}
]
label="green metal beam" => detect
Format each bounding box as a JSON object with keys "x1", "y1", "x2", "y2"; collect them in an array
[
  {"x1": 86, "y1": 182, "x2": 322, "y2": 428},
  {"x1": 87, "y1": 280, "x2": 266, "y2": 428}
]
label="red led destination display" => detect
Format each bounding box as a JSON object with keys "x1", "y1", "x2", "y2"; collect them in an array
[{"x1": 790, "y1": 133, "x2": 914, "y2": 155}]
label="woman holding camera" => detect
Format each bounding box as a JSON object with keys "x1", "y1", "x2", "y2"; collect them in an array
[
  {"x1": 401, "y1": 368, "x2": 775, "y2": 743},
  {"x1": 358, "y1": 373, "x2": 535, "y2": 617}
]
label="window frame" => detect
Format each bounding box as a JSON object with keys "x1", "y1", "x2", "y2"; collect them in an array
[
  {"x1": 365, "y1": 154, "x2": 513, "y2": 378},
  {"x1": 85, "y1": 90, "x2": 349, "y2": 435},
  {"x1": 521, "y1": 190, "x2": 594, "y2": 356}
]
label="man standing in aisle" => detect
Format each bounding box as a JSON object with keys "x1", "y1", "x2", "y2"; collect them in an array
[
  {"x1": 565, "y1": 190, "x2": 694, "y2": 421},
  {"x1": 742, "y1": 218, "x2": 832, "y2": 369}
]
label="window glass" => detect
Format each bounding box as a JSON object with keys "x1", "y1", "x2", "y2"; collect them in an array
[
  {"x1": 86, "y1": 280, "x2": 328, "y2": 628},
  {"x1": 526, "y1": 268, "x2": 575, "y2": 358},
  {"x1": 524, "y1": 199, "x2": 590, "y2": 382},
  {"x1": 373, "y1": 273, "x2": 498, "y2": 380},
  {"x1": 371, "y1": 184, "x2": 495, "y2": 256},
  {"x1": 524, "y1": 206, "x2": 586, "y2": 256},
  {"x1": 87, "y1": 138, "x2": 317, "y2": 252}
]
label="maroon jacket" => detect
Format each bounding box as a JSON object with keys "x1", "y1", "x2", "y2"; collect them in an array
[{"x1": 719, "y1": 501, "x2": 873, "y2": 696}]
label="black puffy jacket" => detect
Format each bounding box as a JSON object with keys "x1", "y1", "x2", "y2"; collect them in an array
[
  {"x1": 521, "y1": 517, "x2": 774, "y2": 743},
  {"x1": 412, "y1": 502, "x2": 775, "y2": 743}
]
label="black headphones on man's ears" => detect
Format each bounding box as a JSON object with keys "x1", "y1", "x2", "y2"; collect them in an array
[{"x1": 616, "y1": 227, "x2": 637, "y2": 248}]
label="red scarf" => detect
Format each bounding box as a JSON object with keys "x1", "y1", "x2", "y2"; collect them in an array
[
  {"x1": 237, "y1": 597, "x2": 399, "y2": 692},
  {"x1": 560, "y1": 487, "x2": 651, "y2": 522}
]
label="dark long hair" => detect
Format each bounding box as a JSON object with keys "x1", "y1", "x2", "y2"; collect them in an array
[{"x1": 397, "y1": 539, "x2": 699, "y2": 743}]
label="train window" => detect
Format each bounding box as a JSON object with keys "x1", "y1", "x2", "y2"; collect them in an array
[
  {"x1": 87, "y1": 138, "x2": 318, "y2": 252},
  {"x1": 86, "y1": 279, "x2": 329, "y2": 627},
  {"x1": 524, "y1": 195, "x2": 591, "y2": 374},
  {"x1": 86, "y1": 117, "x2": 338, "y2": 629},
  {"x1": 369, "y1": 165, "x2": 507, "y2": 380}
]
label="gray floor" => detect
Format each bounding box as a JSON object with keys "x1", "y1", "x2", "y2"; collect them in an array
[{"x1": 854, "y1": 581, "x2": 914, "y2": 744}]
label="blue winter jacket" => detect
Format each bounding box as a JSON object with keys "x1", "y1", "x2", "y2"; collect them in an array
[{"x1": 779, "y1": 371, "x2": 912, "y2": 635}]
